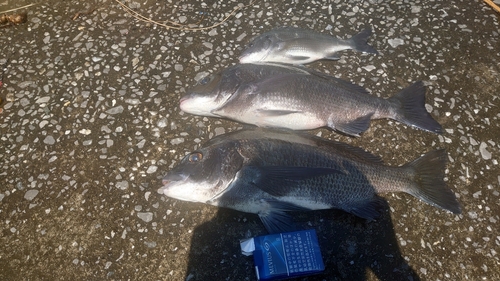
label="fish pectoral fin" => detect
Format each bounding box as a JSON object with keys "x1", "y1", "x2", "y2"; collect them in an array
[
  {"x1": 324, "y1": 54, "x2": 341, "y2": 60},
  {"x1": 257, "y1": 109, "x2": 302, "y2": 116},
  {"x1": 347, "y1": 197, "x2": 384, "y2": 220},
  {"x1": 247, "y1": 166, "x2": 343, "y2": 196},
  {"x1": 331, "y1": 114, "x2": 373, "y2": 136},
  {"x1": 259, "y1": 211, "x2": 296, "y2": 234},
  {"x1": 258, "y1": 200, "x2": 308, "y2": 233},
  {"x1": 288, "y1": 55, "x2": 311, "y2": 62}
]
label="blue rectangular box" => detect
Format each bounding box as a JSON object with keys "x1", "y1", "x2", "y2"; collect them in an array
[{"x1": 240, "y1": 229, "x2": 325, "y2": 281}]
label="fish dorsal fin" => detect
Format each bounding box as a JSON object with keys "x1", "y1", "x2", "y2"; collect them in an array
[
  {"x1": 248, "y1": 73, "x2": 310, "y2": 95},
  {"x1": 291, "y1": 68, "x2": 372, "y2": 96},
  {"x1": 319, "y1": 140, "x2": 384, "y2": 164},
  {"x1": 326, "y1": 77, "x2": 371, "y2": 95}
]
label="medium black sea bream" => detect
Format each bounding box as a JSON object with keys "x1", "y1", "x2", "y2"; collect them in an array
[
  {"x1": 239, "y1": 27, "x2": 378, "y2": 65},
  {"x1": 158, "y1": 129, "x2": 461, "y2": 233},
  {"x1": 180, "y1": 63, "x2": 443, "y2": 136}
]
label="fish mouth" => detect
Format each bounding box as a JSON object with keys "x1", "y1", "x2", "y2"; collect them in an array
[
  {"x1": 179, "y1": 96, "x2": 188, "y2": 106},
  {"x1": 157, "y1": 173, "x2": 188, "y2": 195},
  {"x1": 163, "y1": 173, "x2": 187, "y2": 184},
  {"x1": 239, "y1": 54, "x2": 254, "y2": 64},
  {"x1": 157, "y1": 179, "x2": 171, "y2": 194}
]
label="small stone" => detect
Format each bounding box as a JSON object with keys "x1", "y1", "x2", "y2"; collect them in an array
[
  {"x1": 170, "y1": 138, "x2": 184, "y2": 145},
  {"x1": 146, "y1": 166, "x2": 157, "y2": 174},
  {"x1": 24, "y1": 189, "x2": 39, "y2": 201},
  {"x1": 78, "y1": 129, "x2": 91, "y2": 135},
  {"x1": 388, "y1": 38, "x2": 405, "y2": 48},
  {"x1": 214, "y1": 127, "x2": 225, "y2": 136},
  {"x1": 106, "y1": 105, "x2": 124, "y2": 115},
  {"x1": 137, "y1": 139, "x2": 146, "y2": 149},
  {"x1": 39, "y1": 120, "x2": 49, "y2": 128},
  {"x1": 137, "y1": 212, "x2": 153, "y2": 222},
  {"x1": 479, "y1": 142, "x2": 491, "y2": 160},
  {"x1": 44, "y1": 136, "x2": 55, "y2": 145},
  {"x1": 236, "y1": 33, "x2": 247, "y2": 41},
  {"x1": 157, "y1": 118, "x2": 168, "y2": 128},
  {"x1": 36, "y1": 96, "x2": 50, "y2": 103},
  {"x1": 208, "y1": 29, "x2": 217, "y2": 36},
  {"x1": 116, "y1": 181, "x2": 129, "y2": 190},
  {"x1": 362, "y1": 65, "x2": 376, "y2": 72},
  {"x1": 194, "y1": 72, "x2": 210, "y2": 82}
]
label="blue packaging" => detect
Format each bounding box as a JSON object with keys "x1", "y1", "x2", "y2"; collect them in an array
[{"x1": 240, "y1": 229, "x2": 325, "y2": 280}]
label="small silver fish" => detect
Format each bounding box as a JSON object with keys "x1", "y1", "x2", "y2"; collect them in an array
[
  {"x1": 180, "y1": 63, "x2": 443, "y2": 136},
  {"x1": 239, "y1": 27, "x2": 378, "y2": 65},
  {"x1": 158, "y1": 128, "x2": 461, "y2": 233}
]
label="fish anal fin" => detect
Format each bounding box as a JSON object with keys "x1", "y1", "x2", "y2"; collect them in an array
[
  {"x1": 331, "y1": 114, "x2": 373, "y2": 137},
  {"x1": 347, "y1": 197, "x2": 384, "y2": 220}
]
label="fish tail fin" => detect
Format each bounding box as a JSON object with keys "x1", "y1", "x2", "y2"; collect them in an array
[
  {"x1": 404, "y1": 149, "x2": 461, "y2": 214},
  {"x1": 349, "y1": 28, "x2": 378, "y2": 54},
  {"x1": 389, "y1": 81, "x2": 443, "y2": 134}
]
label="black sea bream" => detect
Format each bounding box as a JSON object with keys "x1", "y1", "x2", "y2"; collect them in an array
[
  {"x1": 158, "y1": 129, "x2": 460, "y2": 233},
  {"x1": 239, "y1": 27, "x2": 378, "y2": 65},
  {"x1": 180, "y1": 63, "x2": 443, "y2": 136}
]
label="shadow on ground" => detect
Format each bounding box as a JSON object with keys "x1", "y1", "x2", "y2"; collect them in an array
[{"x1": 184, "y1": 200, "x2": 420, "y2": 281}]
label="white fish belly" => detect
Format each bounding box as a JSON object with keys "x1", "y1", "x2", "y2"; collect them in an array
[{"x1": 242, "y1": 111, "x2": 325, "y2": 130}]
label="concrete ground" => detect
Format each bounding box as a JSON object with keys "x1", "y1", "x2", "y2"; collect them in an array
[{"x1": 1, "y1": 0, "x2": 499, "y2": 280}]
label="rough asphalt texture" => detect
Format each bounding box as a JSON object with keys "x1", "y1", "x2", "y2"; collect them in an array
[{"x1": 1, "y1": 0, "x2": 499, "y2": 280}]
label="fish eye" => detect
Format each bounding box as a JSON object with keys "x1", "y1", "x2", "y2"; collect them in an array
[
  {"x1": 199, "y1": 76, "x2": 211, "y2": 85},
  {"x1": 188, "y1": 152, "x2": 203, "y2": 162},
  {"x1": 248, "y1": 42, "x2": 254, "y2": 48}
]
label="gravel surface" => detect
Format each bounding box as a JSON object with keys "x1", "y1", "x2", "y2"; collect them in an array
[{"x1": 1, "y1": 0, "x2": 499, "y2": 280}]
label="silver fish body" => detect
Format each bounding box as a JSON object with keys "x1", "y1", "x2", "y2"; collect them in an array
[
  {"x1": 158, "y1": 129, "x2": 461, "y2": 233},
  {"x1": 180, "y1": 63, "x2": 443, "y2": 136},
  {"x1": 239, "y1": 27, "x2": 378, "y2": 65}
]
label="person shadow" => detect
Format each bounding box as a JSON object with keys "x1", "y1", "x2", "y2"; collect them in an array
[{"x1": 183, "y1": 198, "x2": 421, "y2": 281}]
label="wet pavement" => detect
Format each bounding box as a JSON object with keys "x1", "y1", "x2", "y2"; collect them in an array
[{"x1": 1, "y1": 0, "x2": 499, "y2": 280}]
